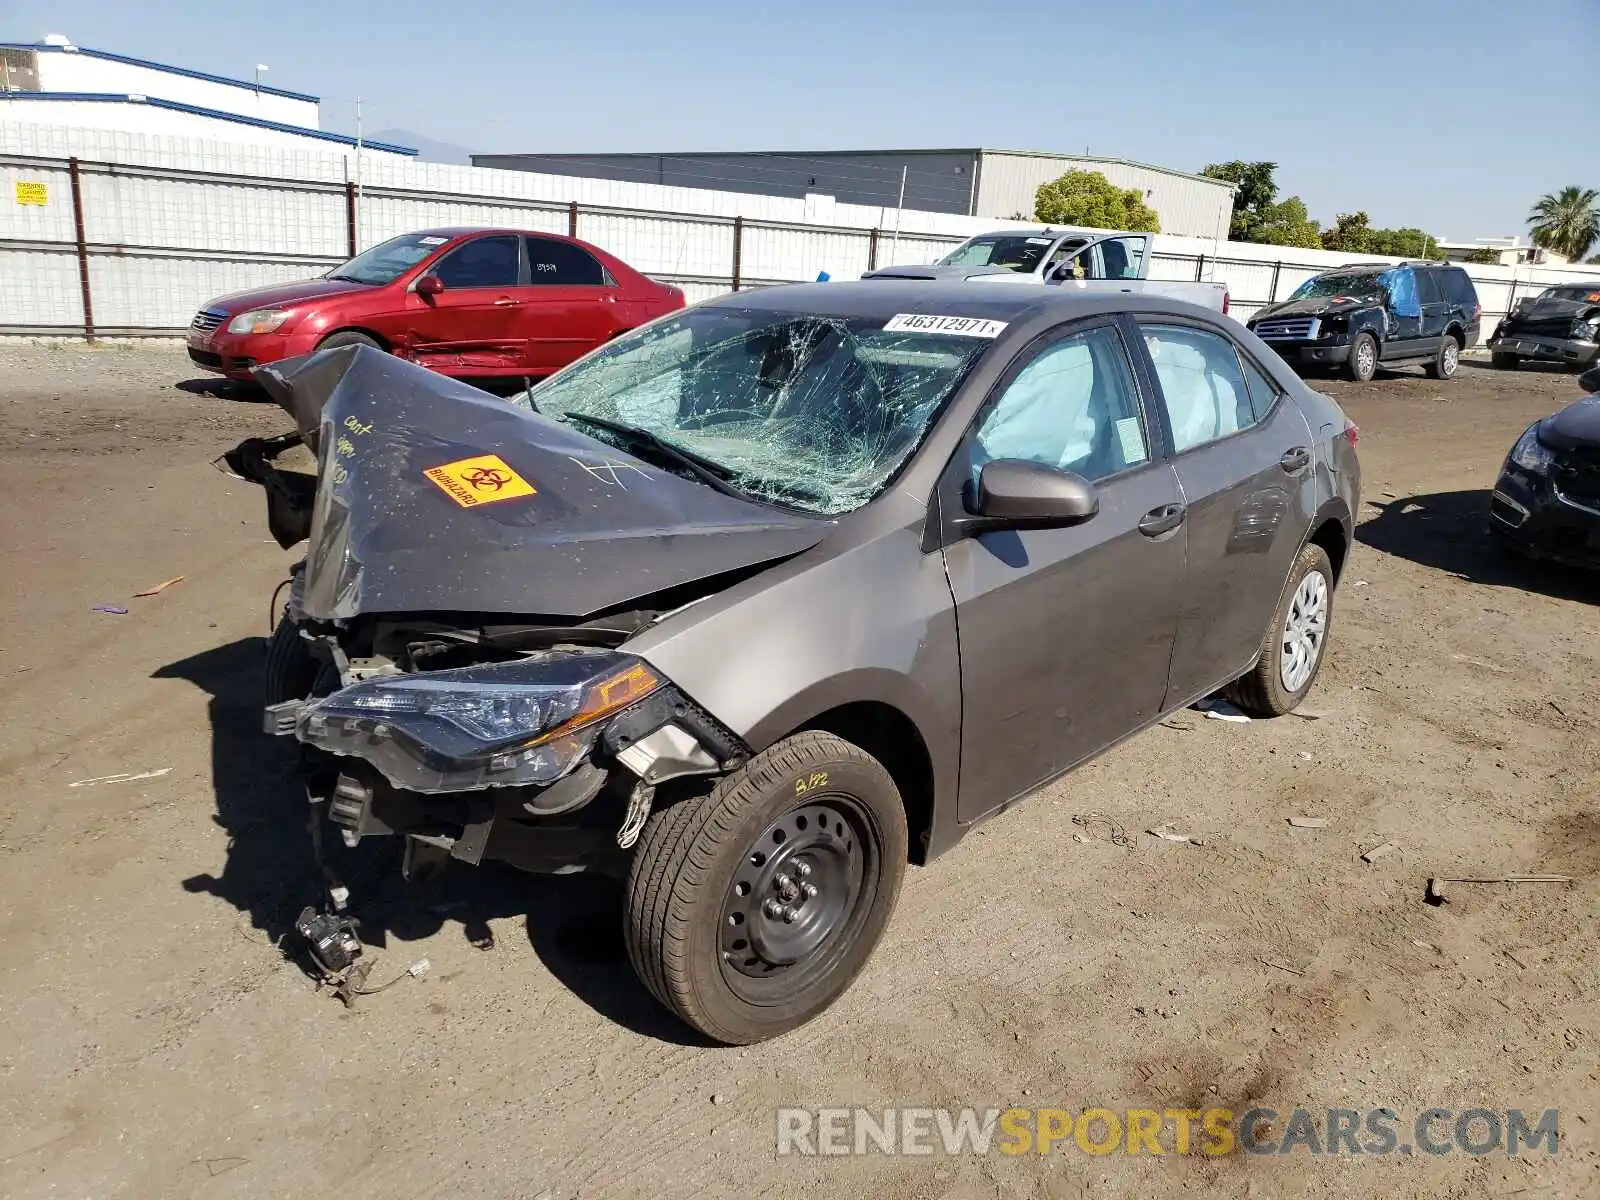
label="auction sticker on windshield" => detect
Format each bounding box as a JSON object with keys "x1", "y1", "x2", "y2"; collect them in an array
[
  {"x1": 884, "y1": 314, "x2": 1008, "y2": 338},
  {"x1": 424, "y1": 454, "x2": 537, "y2": 508}
]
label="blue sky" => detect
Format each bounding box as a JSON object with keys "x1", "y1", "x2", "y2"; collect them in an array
[{"x1": 9, "y1": 0, "x2": 1599, "y2": 238}]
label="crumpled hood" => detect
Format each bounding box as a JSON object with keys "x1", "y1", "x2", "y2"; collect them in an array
[
  {"x1": 1504, "y1": 295, "x2": 1600, "y2": 324},
  {"x1": 251, "y1": 346, "x2": 829, "y2": 622},
  {"x1": 1251, "y1": 295, "x2": 1375, "y2": 323},
  {"x1": 1540, "y1": 395, "x2": 1600, "y2": 451}
]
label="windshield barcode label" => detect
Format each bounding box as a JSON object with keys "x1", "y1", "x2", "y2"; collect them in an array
[{"x1": 883, "y1": 314, "x2": 1008, "y2": 338}]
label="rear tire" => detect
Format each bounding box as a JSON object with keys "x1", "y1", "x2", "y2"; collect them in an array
[
  {"x1": 1346, "y1": 332, "x2": 1378, "y2": 382},
  {"x1": 1225, "y1": 542, "x2": 1335, "y2": 718},
  {"x1": 1425, "y1": 334, "x2": 1461, "y2": 379},
  {"x1": 316, "y1": 330, "x2": 383, "y2": 353},
  {"x1": 1490, "y1": 352, "x2": 1519, "y2": 370},
  {"x1": 264, "y1": 613, "x2": 317, "y2": 707},
  {"x1": 624, "y1": 731, "x2": 907, "y2": 1044}
]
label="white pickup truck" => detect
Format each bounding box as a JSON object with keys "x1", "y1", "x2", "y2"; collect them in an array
[{"x1": 863, "y1": 226, "x2": 1230, "y2": 314}]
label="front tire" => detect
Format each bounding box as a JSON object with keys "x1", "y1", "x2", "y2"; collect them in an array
[
  {"x1": 264, "y1": 612, "x2": 317, "y2": 707},
  {"x1": 1345, "y1": 332, "x2": 1378, "y2": 382},
  {"x1": 1225, "y1": 542, "x2": 1335, "y2": 717},
  {"x1": 316, "y1": 330, "x2": 383, "y2": 353},
  {"x1": 1425, "y1": 334, "x2": 1461, "y2": 379},
  {"x1": 624, "y1": 731, "x2": 907, "y2": 1044}
]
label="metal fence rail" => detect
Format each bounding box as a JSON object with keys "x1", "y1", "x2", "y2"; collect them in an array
[{"x1": 3, "y1": 148, "x2": 1598, "y2": 343}]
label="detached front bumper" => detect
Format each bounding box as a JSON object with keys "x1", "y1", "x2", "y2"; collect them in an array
[
  {"x1": 1490, "y1": 464, "x2": 1600, "y2": 567},
  {"x1": 1488, "y1": 332, "x2": 1600, "y2": 366}
]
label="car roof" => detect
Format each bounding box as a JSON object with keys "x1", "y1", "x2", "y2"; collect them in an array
[
  {"x1": 963, "y1": 226, "x2": 1095, "y2": 240},
  {"x1": 699, "y1": 279, "x2": 1219, "y2": 325},
  {"x1": 408, "y1": 227, "x2": 579, "y2": 240}
]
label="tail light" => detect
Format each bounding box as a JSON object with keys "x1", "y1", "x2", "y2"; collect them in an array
[
  {"x1": 1473, "y1": 303, "x2": 1482, "y2": 321},
  {"x1": 1222, "y1": 291, "x2": 1231, "y2": 316},
  {"x1": 1342, "y1": 421, "x2": 1359, "y2": 448}
]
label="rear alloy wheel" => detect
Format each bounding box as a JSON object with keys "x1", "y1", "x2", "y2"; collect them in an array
[
  {"x1": 1425, "y1": 335, "x2": 1461, "y2": 379},
  {"x1": 1225, "y1": 542, "x2": 1336, "y2": 717},
  {"x1": 1346, "y1": 333, "x2": 1378, "y2": 383},
  {"x1": 625, "y1": 731, "x2": 907, "y2": 1044}
]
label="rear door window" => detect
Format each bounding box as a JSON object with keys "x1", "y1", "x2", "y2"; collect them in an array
[
  {"x1": 524, "y1": 237, "x2": 609, "y2": 286},
  {"x1": 1139, "y1": 323, "x2": 1261, "y2": 453},
  {"x1": 433, "y1": 235, "x2": 522, "y2": 289},
  {"x1": 1416, "y1": 269, "x2": 1443, "y2": 305}
]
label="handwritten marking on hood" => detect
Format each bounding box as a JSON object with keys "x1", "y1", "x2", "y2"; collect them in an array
[{"x1": 568, "y1": 456, "x2": 650, "y2": 491}]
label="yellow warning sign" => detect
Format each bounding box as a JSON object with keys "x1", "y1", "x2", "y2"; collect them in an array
[
  {"x1": 424, "y1": 453, "x2": 536, "y2": 508},
  {"x1": 15, "y1": 181, "x2": 48, "y2": 206}
]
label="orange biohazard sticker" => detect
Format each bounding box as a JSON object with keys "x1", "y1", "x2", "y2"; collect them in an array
[{"x1": 424, "y1": 453, "x2": 536, "y2": 507}]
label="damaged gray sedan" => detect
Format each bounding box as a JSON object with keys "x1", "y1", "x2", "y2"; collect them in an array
[{"x1": 225, "y1": 281, "x2": 1360, "y2": 1043}]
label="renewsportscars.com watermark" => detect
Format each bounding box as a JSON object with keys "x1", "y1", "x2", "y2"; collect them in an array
[{"x1": 775, "y1": 1106, "x2": 1560, "y2": 1158}]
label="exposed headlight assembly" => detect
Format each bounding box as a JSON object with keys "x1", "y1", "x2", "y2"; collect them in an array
[
  {"x1": 1508, "y1": 423, "x2": 1554, "y2": 475},
  {"x1": 228, "y1": 307, "x2": 296, "y2": 335},
  {"x1": 295, "y1": 651, "x2": 660, "y2": 793}
]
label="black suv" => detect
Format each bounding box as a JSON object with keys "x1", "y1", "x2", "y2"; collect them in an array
[{"x1": 1248, "y1": 262, "x2": 1481, "y2": 382}]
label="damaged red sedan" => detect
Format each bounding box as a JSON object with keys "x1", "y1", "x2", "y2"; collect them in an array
[{"x1": 186, "y1": 228, "x2": 684, "y2": 381}]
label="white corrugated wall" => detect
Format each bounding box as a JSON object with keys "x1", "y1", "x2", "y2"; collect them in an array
[{"x1": 3, "y1": 123, "x2": 1599, "y2": 341}]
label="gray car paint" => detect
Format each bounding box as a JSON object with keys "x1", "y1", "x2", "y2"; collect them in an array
[
  {"x1": 625, "y1": 282, "x2": 1359, "y2": 859},
  {"x1": 250, "y1": 282, "x2": 1357, "y2": 865}
]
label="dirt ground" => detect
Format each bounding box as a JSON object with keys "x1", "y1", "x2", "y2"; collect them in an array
[{"x1": 0, "y1": 341, "x2": 1595, "y2": 1200}]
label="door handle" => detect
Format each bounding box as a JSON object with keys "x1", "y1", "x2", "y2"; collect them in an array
[
  {"x1": 1138, "y1": 503, "x2": 1187, "y2": 537},
  {"x1": 494, "y1": 297, "x2": 520, "y2": 307},
  {"x1": 1279, "y1": 446, "x2": 1311, "y2": 474}
]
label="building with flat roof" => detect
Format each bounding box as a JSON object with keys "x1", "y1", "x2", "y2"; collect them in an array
[
  {"x1": 0, "y1": 36, "x2": 414, "y2": 157},
  {"x1": 470, "y1": 147, "x2": 1236, "y2": 239}
]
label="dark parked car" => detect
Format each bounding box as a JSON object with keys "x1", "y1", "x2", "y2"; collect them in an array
[
  {"x1": 1490, "y1": 365, "x2": 1600, "y2": 566},
  {"x1": 1488, "y1": 282, "x2": 1600, "y2": 371},
  {"x1": 226, "y1": 282, "x2": 1360, "y2": 1043},
  {"x1": 1248, "y1": 262, "x2": 1481, "y2": 383},
  {"x1": 187, "y1": 228, "x2": 684, "y2": 382}
]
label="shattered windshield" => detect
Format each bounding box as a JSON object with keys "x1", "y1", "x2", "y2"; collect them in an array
[
  {"x1": 327, "y1": 233, "x2": 446, "y2": 285},
  {"x1": 1290, "y1": 272, "x2": 1387, "y2": 302},
  {"x1": 938, "y1": 235, "x2": 1056, "y2": 273},
  {"x1": 527, "y1": 307, "x2": 993, "y2": 515}
]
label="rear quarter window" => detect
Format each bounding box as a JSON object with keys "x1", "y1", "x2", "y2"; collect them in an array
[{"x1": 1441, "y1": 268, "x2": 1478, "y2": 307}]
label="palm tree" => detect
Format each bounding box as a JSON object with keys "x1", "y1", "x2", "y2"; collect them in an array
[{"x1": 1528, "y1": 186, "x2": 1599, "y2": 261}]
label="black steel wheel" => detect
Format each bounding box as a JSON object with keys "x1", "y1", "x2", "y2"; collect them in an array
[{"x1": 625, "y1": 731, "x2": 907, "y2": 1044}]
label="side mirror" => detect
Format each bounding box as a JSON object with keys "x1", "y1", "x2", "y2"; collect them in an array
[
  {"x1": 415, "y1": 274, "x2": 444, "y2": 297},
  {"x1": 1579, "y1": 365, "x2": 1600, "y2": 395},
  {"x1": 969, "y1": 459, "x2": 1099, "y2": 529}
]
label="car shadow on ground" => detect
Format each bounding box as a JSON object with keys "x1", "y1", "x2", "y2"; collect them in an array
[
  {"x1": 1356, "y1": 489, "x2": 1600, "y2": 605},
  {"x1": 155, "y1": 636, "x2": 701, "y2": 1043},
  {"x1": 174, "y1": 377, "x2": 269, "y2": 401}
]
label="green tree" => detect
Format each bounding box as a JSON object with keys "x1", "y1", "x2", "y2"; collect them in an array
[
  {"x1": 1200, "y1": 161, "x2": 1321, "y2": 246},
  {"x1": 1462, "y1": 247, "x2": 1502, "y2": 265},
  {"x1": 1320, "y1": 212, "x2": 1438, "y2": 258},
  {"x1": 1034, "y1": 170, "x2": 1160, "y2": 232},
  {"x1": 1251, "y1": 196, "x2": 1323, "y2": 249},
  {"x1": 1528, "y1": 186, "x2": 1599, "y2": 261},
  {"x1": 1201, "y1": 160, "x2": 1279, "y2": 240}
]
